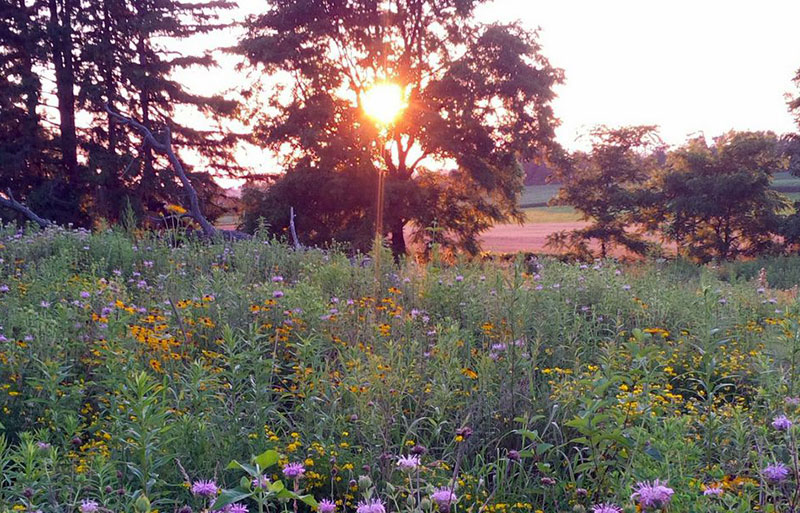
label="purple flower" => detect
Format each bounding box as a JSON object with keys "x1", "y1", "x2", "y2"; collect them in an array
[
  {"x1": 764, "y1": 463, "x2": 790, "y2": 482},
  {"x1": 318, "y1": 499, "x2": 336, "y2": 513},
  {"x1": 229, "y1": 504, "x2": 248, "y2": 513},
  {"x1": 0, "y1": 284, "x2": 9, "y2": 292},
  {"x1": 40, "y1": 300, "x2": 51, "y2": 308},
  {"x1": 431, "y1": 488, "x2": 457, "y2": 511},
  {"x1": 272, "y1": 276, "x2": 284, "y2": 282},
  {"x1": 191, "y1": 480, "x2": 219, "y2": 497},
  {"x1": 80, "y1": 291, "x2": 91, "y2": 299},
  {"x1": 772, "y1": 415, "x2": 793, "y2": 431},
  {"x1": 591, "y1": 504, "x2": 622, "y2": 513},
  {"x1": 273, "y1": 290, "x2": 284, "y2": 299},
  {"x1": 703, "y1": 485, "x2": 723, "y2": 496},
  {"x1": 355, "y1": 499, "x2": 385, "y2": 513},
  {"x1": 282, "y1": 462, "x2": 305, "y2": 479},
  {"x1": 252, "y1": 474, "x2": 270, "y2": 489},
  {"x1": 631, "y1": 480, "x2": 674, "y2": 510},
  {"x1": 396, "y1": 455, "x2": 420, "y2": 472},
  {"x1": 37, "y1": 441, "x2": 51, "y2": 450},
  {"x1": 79, "y1": 500, "x2": 100, "y2": 513}
]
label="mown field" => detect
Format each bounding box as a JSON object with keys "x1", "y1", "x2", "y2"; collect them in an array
[{"x1": 3, "y1": 226, "x2": 800, "y2": 513}]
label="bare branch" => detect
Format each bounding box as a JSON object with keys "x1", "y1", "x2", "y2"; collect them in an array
[
  {"x1": 0, "y1": 189, "x2": 53, "y2": 229},
  {"x1": 105, "y1": 103, "x2": 218, "y2": 239}
]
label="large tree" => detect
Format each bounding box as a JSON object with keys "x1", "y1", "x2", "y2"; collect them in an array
[
  {"x1": 548, "y1": 126, "x2": 662, "y2": 259},
  {"x1": 645, "y1": 132, "x2": 788, "y2": 261},
  {"x1": 1, "y1": 0, "x2": 240, "y2": 226},
  {"x1": 0, "y1": 0, "x2": 54, "y2": 211},
  {"x1": 237, "y1": 0, "x2": 562, "y2": 256}
]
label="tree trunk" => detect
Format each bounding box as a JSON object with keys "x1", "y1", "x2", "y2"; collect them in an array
[
  {"x1": 18, "y1": 0, "x2": 41, "y2": 174},
  {"x1": 137, "y1": 34, "x2": 156, "y2": 209},
  {"x1": 48, "y1": 0, "x2": 78, "y2": 181}
]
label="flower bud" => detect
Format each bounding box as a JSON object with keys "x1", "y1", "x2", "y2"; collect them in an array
[
  {"x1": 358, "y1": 475, "x2": 372, "y2": 491},
  {"x1": 134, "y1": 494, "x2": 151, "y2": 513}
]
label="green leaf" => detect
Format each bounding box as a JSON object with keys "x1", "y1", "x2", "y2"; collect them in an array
[
  {"x1": 227, "y1": 460, "x2": 259, "y2": 477},
  {"x1": 254, "y1": 449, "x2": 280, "y2": 469},
  {"x1": 644, "y1": 445, "x2": 664, "y2": 461},
  {"x1": 269, "y1": 480, "x2": 286, "y2": 493},
  {"x1": 212, "y1": 489, "x2": 253, "y2": 510},
  {"x1": 298, "y1": 494, "x2": 319, "y2": 508}
]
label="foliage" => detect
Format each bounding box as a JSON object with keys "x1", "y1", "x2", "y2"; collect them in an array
[
  {"x1": 548, "y1": 125, "x2": 662, "y2": 259},
  {"x1": 1, "y1": 225, "x2": 800, "y2": 512},
  {"x1": 237, "y1": 0, "x2": 563, "y2": 256},
  {"x1": 645, "y1": 131, "x2": 789, "y2": 262},
  {"x1": 0, "y1": 0, "x2": 240, "y2": 226}
]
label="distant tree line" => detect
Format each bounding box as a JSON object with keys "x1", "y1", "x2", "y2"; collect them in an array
[
  {"x1": 0, "y1": 0, "x2": 241, "y2": 226},
  {"x1": 549, "y1": 127, "x2": 800, "y2": 262}
]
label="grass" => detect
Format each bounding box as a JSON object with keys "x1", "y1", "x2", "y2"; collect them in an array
[
  {"x1": 522, "y1": 205, "x2": 582, "y2": 223},
  {"x1": 2, "y1": 225, "x2": 800, "y2": 513}
]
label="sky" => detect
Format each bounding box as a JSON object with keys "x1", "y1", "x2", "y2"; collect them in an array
[
  {"x1": 181, "y1": 0, "x2": 800, "y2": 182},
  {"x1": 476, "y1": 0, "x2": 800, "y2": 149}
]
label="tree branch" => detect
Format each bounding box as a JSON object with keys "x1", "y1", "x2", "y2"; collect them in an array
[
  {"x1": 0, "y1": 189, "x2": 53, "y2": 229},
  {"x1": 105, "y1": 103, "x2": 219, "y2": 239}
]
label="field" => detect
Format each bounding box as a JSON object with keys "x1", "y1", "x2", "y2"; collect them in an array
[{"x1": 3, "y1": 226, "x2": 800, "y2": 513}]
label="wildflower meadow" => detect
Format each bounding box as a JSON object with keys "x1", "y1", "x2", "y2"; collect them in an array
[{"x1": 3, "y1": 225, "x2": 800, "y2": 513}]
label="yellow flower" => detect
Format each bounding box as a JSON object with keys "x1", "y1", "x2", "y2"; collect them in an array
[{"x1": 165, "y1": 204, "x2": 187, "y2": 214}]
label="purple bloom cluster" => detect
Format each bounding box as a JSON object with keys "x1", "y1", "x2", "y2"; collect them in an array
[
  {"x1": 213, "y1": 504, "x2": 249, "y2": 513},
  {"x1": 79, "y1": 500, "x2": 99, "y2": 513},
  {"x1": 631, "y1": 480, "x2": 674, "y2": 510},
  {"x1": 318, "y1": 499, "x2": 336, "y2": 513},
  {"x1": 431, "y1": 488, "x2": 458, "y2": 511},
  {"x1": 191, "y1": 480, "x2": 219, "y2": 497},
  {"x1": 764, "y1": 462, "x2": 790, "y2": 482},
  {"x1": 703, "y1": 485, "x2": 723, "y2": 496},
  {"x1": 591, "y1": 504, "x2": 622, "y2": 513},
  {"x1": 355, "y1": 498, "x2": 386, "y2": 513},
  {"x1": 396, "y1": 455, "x2": 420, "y2": 472},
  {"x1": 772, "y1": 415, "x2": 793, "y2": 431},
  {"x1": 282, "y1": 462, "x2": 306, "y2": 479},
  {"x1": 252, "y1": 474, "x2": 270, "y2": 489}
]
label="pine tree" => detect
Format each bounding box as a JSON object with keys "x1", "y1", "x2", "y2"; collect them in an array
[{"x1": 0, "y1": 0, "x2": 66, "y2": 222}]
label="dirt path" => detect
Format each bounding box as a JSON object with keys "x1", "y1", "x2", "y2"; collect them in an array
[{"x1": 479, "y1": 221, "x2": 589, "y2": 253}]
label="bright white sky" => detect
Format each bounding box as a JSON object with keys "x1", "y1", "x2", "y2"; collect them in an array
[
  {"x1": 477, "y1": 0, "x2": 800, "y2": 149},
  {"x1": 182, "y1": 0, "x2": 800, "y2": 182}
]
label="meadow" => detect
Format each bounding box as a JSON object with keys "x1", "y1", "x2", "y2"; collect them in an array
[{"x1": 3, "y1": 225, "x2": 800, "y2": 513}]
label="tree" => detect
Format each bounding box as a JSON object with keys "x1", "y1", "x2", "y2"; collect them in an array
[
  {"x1": 0, "y1": 0, "x2": 54, "y2": 216},
  {"x1": 548, "y1": 126, "x2": 662, "y2": 259},
  {"x1": 646, "y1": 132, "x2": 788, "y2": 261},
  {"x1": 237, "y1": 0, "x2": 562, "y2": 256},
  {"x1": 1, "y1": 0, "x2": 241, "y2": 226},
  {"x1": 80, "y1": 0, "x2": 240, "y2": 221}
]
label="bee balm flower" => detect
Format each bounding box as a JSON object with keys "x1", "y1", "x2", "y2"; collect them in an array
[
  {"x1": 772, "y1": 415, "x2": 793, "y2": 431},
  {"x1": 282, "y1": 462, "x2": 306, "y2": 479},
  {"x1": 191, "y1": 480, "x2": 218, "y2": 497},
  {"x1": 631, "y1": 480, "x2": 674, "y2": 510}
]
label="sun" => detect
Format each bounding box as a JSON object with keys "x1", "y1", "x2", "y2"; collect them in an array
[{"x1": 362, "y1": 82, "x2": 407, "y2": 126}]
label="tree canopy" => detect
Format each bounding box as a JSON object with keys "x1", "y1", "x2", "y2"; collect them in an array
[
  {"x1": 645, "y1": 131, "x2": 788, "y2": 261},
  {"x1": 238, "y1": 0, "x2": 563, "y2": 255},
  {"x1": 548, "y1": 126, "x2": 662, "y2": 259},
  {"x1": 0, "y1": 0, "x2": 240, "y2": 226}
]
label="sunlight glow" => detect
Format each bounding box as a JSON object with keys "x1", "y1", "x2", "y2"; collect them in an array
[{"x1": 362, "y1": 83, "x2": 407, "y2": 126}]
